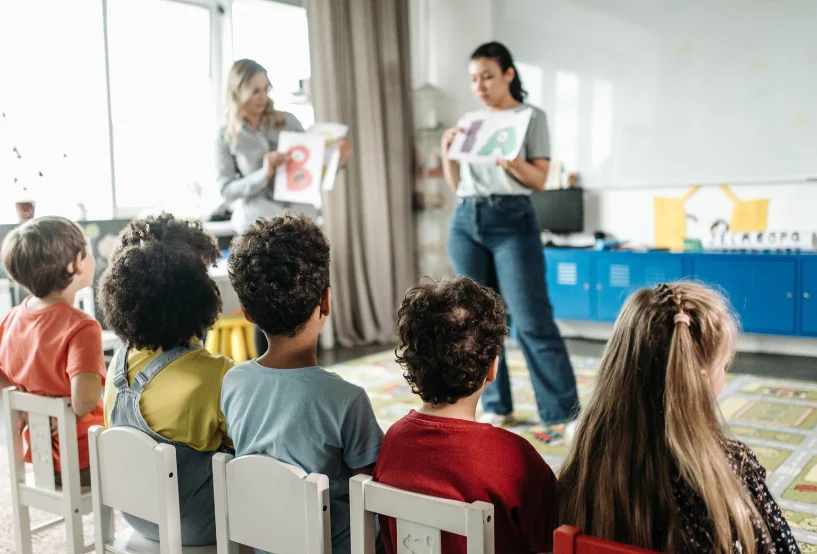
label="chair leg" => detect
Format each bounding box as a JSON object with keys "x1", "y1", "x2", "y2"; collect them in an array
[
  {"x1": 12, "y1": 502, "x2": 33, "y2": 554},
  {"x1": 65, "y1": 508, "x2": 86, "y2": 554}
]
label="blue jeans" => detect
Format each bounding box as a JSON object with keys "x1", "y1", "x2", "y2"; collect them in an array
[{"x1": 448, "y1": 195, "x2": 579, "y2": 424}]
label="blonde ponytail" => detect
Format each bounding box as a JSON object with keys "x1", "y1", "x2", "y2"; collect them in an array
[
  {"x1": 665, "y1": 298, "x2": 760, "y2": 553},
  {"x1": 559, "y1": 282, "x2": 767, "y2": 553}
]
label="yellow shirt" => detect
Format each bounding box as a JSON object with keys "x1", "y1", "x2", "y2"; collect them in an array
[{"x1": 103, "y1": 342, "x2": 233, "y2": 452}]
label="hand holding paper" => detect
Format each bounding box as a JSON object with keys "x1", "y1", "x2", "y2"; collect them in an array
[
  {"x1": 336, "y1": 138, "x2": 353, "y2": 167},
  {"x1": 272, "y1": 131, "x2": 326, "y2": 208},
  {"x1": 307, "y1": 123, "x2": 350, "y2": 191},
  {"x1": 495, "y1": 157, "x2": 521, "y2": 170},
  {"x1": 447, "y1": 108, "x2": 533, "y2": 163},
  {"x1": 262, "y1": 151, "x2": 290, "y2": 179},
  {"x1": 442, "y1": 127, "x2": 465, "y2": 154}
]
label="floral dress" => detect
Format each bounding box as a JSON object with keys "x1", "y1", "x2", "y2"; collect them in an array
[{"x1": 672, "y1": 439, "x2": 800, "y2": 553}]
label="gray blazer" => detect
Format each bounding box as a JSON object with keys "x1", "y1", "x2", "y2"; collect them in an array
[{"x1": 215, "y1": 112, "x2": 317, "y2": 232}]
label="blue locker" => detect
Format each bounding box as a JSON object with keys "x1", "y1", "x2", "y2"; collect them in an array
[
  {"x1": 595, "y1": 253, "x2": 685, "y2": 322},
  {"x1": 691, "y1": 255, "x2": 797, "y2": 335},
  {"x1": 544, "y1": 249, "x2": 594, "y2": 320},
  {"x1": 800, "y1": 258, "x2": 817, "y2": 336}
]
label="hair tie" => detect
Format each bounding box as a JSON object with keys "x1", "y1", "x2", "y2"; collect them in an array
[
  {"x1": 674, "y1": 313, "x2": 691, "y2": 326},
  {"x1": 130, "y1": 223, "x2": 151, "y2": 243}
]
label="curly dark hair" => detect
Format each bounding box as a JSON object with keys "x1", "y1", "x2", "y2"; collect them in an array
[
  {"x1": 395, "y1": 276, "x2": 508, "y2": 405},
  {"x1": 228, "y1": 212, "x2": 330, "y2": 337},
  {"x1": 98, "y1": 241, "x2": 222, "y2": 351},
  {"x1": 117, "y1": 213, "x2": 220, "y2": 265}
]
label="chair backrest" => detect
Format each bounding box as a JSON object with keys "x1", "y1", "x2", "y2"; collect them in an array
[
  {"x1": 88, "y1": 425, "x2": 183, "y2": 550},
  {"x1": 349, "y1": 475, "x2": 494, "y2": 554},
  {"x1": 212, "y1": 453, "x2": 331, "y2": 554},
  {"x1": 74, "y1": 286, "x2": 95, "y2": 319},
  {"x1": 2, "y1": 386, "x2": 81, "y2": 493},
  {"x1": 554, "y1": 526, "x2": 661, "y2": 554},
  {"x1": 0, "y1": 278, "x2": 12, "y2": 319}
]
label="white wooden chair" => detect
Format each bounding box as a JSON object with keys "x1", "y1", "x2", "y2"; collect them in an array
[
  {"x1": 88, "y1": 425, "x2": 217, "y2": 554},
  {"x1": 74, "y1": 286, "x2": 95, "y2": 319},
  {"x1": 212, "y1": 453, "x2": 331, "y2": 554},
  {"x1": 350, "y1": 475, "x2": 495, "y2": 554},
  {"x1": 2, "y1": 386, "x2": 93, "y2": 554},
  {"x1": 0, "y1": 278, "x2": 13, "y2": 319}
]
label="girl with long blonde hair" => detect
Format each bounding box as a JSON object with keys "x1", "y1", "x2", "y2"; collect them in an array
[{"x1": 558, "y1": 282, "x2": 798, "y2": 554}]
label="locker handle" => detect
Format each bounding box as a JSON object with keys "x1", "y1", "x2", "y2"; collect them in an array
[
  {"x1": 787, "y1": 292, "x2": 793, "y2": 299},
  {"x1": 805, "y1": 292, "x2": 812, "y2": 299}
]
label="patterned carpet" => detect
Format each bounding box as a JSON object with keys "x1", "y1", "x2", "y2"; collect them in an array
[{"x1": 329, "y1": 347, "x2": 817, "y2": 552}]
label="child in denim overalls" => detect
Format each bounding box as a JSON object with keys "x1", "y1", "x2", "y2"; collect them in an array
[{"x1": 99, "y1": 215, "x2": 232, "y2": 546}]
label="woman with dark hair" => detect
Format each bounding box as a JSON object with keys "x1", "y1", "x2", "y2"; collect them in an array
[{"x1": 441, "y1": 42, "x2": 579, "y2": 437}]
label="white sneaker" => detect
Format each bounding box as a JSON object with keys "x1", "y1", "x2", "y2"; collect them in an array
[
  {"x1": 564, "y1": 418, "x2": 578, "y2": 441},
  {"x1": 478, "y1": 412, "x2": 515, "y2": 426}
]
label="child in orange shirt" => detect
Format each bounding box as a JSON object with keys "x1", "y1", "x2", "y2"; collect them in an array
[{"x1": 0, "y1": 216, "x2": 105, "y2": 485}]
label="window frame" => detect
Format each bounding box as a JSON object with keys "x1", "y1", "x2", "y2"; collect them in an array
[{"x1": 97, "y1": 0, "x2": 311, "y2": 219}]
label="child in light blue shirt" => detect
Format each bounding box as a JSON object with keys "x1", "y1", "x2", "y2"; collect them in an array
[{"x1": 221, "y1": 212, "x2": 383, "y2": 554}]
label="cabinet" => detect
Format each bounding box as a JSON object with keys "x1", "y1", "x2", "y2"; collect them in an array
[
  {"x1": 594, "y1": 253, "x2": 685, "y2": 322},
  {"x1": 545, "y1": 250, "x2": 594, "y2": 320},
  {"x1": 691, "y1": 256, "x2": 797, "y2": 335},
  {"x1": 532, "y1": 249, "x2": 814, "y2": 337},
  {"x1": 801, "y1": 259, "x2": 817, "y2": 336}
]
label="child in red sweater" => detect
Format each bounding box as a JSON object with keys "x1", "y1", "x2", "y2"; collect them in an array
[{"x1": 373, "y1": 276, "x2": 557, "y2": 553}]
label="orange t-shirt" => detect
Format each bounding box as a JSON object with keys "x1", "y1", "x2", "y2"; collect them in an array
[{"x1": 0, "y1": 299, "x2": 106, "y2": 470}]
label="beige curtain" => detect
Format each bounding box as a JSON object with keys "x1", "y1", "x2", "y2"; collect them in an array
[{"x1": 305, "y1": 0, "x2": 415, "y2": 346}]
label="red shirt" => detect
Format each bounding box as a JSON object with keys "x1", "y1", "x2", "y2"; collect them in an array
[
  {"x1": 373, "y1": 410, "x2": 557, "y2": 553},
  {"x1": 0, "y1": 299, "x2": 106, "y2": 470}
]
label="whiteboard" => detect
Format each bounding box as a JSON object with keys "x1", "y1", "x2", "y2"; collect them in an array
[{"x1": 494, "y1": 0, "x2": 817, "y2": 189}]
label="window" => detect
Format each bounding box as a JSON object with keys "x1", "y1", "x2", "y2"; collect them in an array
[
  {"x1": 106, "y1": 0, "x2": 215, "y2": 214},
  {"x1": 0, "y1": 0, "x2": 315, "y2": 223},
  {"x1": 232, "y1": 0, "x2": 314, "y2": 128},
  {"x1": 0, "y1": 0, "x2": 112, "y2": 223}
]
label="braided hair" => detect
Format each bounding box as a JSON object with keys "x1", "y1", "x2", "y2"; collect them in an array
[{"x1": 558, "y1": 282, "x2": 765, "y2": 554}]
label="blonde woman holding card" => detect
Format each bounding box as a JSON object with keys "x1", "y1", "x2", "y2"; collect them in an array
[
  {"x1": 215, "y1": 59, "x2": 352, "y2": 233},
  {"x1": 215, "y1": 59, "x2": 351, "y2": 354}
]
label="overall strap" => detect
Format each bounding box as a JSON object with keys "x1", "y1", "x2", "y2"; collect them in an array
[
  {"x1": 112, "y1": 345, "x2": 131, "y2": 391},
  {"x1": 130, "y1": 344, "x2": 199, "y2": 393},
  {"x1": 112, "y1": 344, "x2": 198, "y2": 393}
]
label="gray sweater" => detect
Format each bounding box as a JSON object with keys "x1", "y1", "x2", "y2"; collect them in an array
[{"x1": 215, "y1": 112, "x2": 317, "y2": 232}]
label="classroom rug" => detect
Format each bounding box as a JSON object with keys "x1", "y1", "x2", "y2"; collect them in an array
[{"x1": 329, "y1": 347, "x2": 817, "y2": 551}]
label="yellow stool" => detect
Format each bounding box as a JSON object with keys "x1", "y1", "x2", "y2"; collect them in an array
[{"x1": 205, "y1": 316, "x2": 257, "y2": 363}]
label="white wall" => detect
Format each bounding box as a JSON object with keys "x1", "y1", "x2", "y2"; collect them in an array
[
  {"x1": 409, "y1": 0, "x2": 495, "y2": 279},
  {"x1": 490, "y1": 0, "x2": 817, "y2": 245},
  {"x1": 409, "y1": 0, "x2": 493, "y2": 126},
  {"x1": 585, "y1": 183, "x2": 817, "y2": 248}
]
